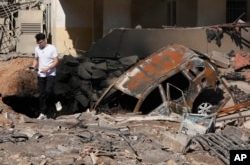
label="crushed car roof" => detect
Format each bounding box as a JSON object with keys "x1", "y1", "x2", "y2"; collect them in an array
[{"x1": 115, "y1": 44, "x2": 197, "y2": 98}]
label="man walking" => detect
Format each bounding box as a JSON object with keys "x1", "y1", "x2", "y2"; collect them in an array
[{"x1": 31, "y1": 33, "x2": 59, "y2": 119}]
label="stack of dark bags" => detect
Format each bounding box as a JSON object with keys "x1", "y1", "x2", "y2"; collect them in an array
[{"x1": 54, "y1": 54, "x2": 139, "y2": 115}]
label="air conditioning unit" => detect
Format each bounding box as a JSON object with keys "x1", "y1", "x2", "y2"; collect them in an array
[{"x1": 16, "y1": 10, "x2": 43, "y2": 54}]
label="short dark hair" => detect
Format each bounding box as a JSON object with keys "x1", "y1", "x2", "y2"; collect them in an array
[{"x1": 35, "y1": 33, "x2": 46, "y2": 42}]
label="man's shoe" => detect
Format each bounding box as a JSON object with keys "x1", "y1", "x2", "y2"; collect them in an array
[
  {"x1": 37, "y1": 113, "x2": 47, "y2": 120},
  {"x1": 55, "y1": 101, "x2": 62, "y2": 111}
]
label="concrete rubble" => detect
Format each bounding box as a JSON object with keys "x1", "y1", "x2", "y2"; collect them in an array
[
  {"x1": 0, "y1": 109, "x2": 231, "y2": 165},
  {"x1": 0, "y1": 105, "x2": 249, "y2": 164}
]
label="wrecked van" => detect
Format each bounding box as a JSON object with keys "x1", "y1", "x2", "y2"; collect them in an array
[{"x1": 93, "y1": 44, "x2": 224, "y2": 115}]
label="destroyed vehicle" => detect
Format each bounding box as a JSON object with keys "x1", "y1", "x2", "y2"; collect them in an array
[{"x1": 93, "y1": 44, "x2": 224, "y2": 115}]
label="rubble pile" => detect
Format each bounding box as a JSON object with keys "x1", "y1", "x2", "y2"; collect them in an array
[
  {"x1": 0, "y1": 24, "x2": 250, "y2": 164},
  {"x1": 196, "y1": 48, "x2": 250, "y2": 105},
  {"x1": 0, "y1": 110, "x2": 229, "y2": 164},
  {"x1": 184, "y1": 126, "x2": 250, "y2": 165},
  {"x1": 0, "y1": 107, "x2": 249, "y2": 164},
  {"x1": 0, "y1": 57, "x2": 40, "y2": 117}
]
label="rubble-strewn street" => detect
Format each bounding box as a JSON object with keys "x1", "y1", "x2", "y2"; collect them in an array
[{"x1": 1, "y1": 103, "x2": 249, "y2": 165}]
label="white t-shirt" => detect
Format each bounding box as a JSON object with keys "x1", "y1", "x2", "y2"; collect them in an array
[{"x1": 35, "y1": 44, "x2": 58, "y2": 77}]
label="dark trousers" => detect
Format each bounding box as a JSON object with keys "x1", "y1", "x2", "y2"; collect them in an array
[{"x1": 38, "y1": 76, "x2": 56, "y2": 117}]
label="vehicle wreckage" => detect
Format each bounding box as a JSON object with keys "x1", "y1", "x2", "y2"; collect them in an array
[{"x1": 92, "y1": 44, "x2": 225, "y2": 115}]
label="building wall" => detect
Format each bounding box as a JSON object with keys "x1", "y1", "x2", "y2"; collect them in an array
[
  {"x1": 53, "y1": 0, "x2": 132, "y2": 55},
  {"x1": 131, "y1": 0, "x2": 168, "y2": 28},
  {"x1": 197, "y1": 0, "x2": 226, "y2": 26},
  {"x1": 176, "y1": 0, "x2": 197, "y2": 26},
  {"x1": 103, "y1": 0, "x2": 131, "y2": 35},
  {"x1": 52, "y1": 0, "x2": 249, "y2": 55},
  {"x1": 93, "y1": 0, "x2": 103, "y2": 41},
  {"x1": 88, "y1": 27, "x2": 250, "y2": 59},
  {"x1": 52, "y1": 0, "x2": 93, "y2": 55},
  {"x1": 247, "y1": 0, "x2": 250, "y2": 21}
]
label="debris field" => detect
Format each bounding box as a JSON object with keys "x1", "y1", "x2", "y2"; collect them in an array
[{"x1": 1, "y1": 24, "x2": 250, "y2": 164}]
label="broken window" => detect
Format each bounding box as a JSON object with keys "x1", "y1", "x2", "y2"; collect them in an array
[
  {"x1": 139, "y1": 72, "x2": 190, "y2": 114},
  {"x1": 139, "y1": 87, "x2": 163, "y2": 114},
  {"x1": 168, "y1": 83, "x2": 184, "y2": 102},
  {"x1": 167, "y1": 83, "x2": 188, "y2": 114},
  {"x1": 187, "y1": 57, "x2": 205, "y2": 78},
  {"x1": 161, "y1": 72, "x2": 190, "y2": 100},
  {"x1": 96, "y1": 88, "x2": 138, "y2": 113}
]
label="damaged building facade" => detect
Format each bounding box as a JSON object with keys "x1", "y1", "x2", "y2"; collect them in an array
[
  {"x1": 51, "y1": 0, "x2": 250, "y2": 55},
  {"x1": 39, "y1": 0, "x2": 250, "y2": 55},
  {"x1": 1, "y1": 0, "x2": 250, "y2": 55}
]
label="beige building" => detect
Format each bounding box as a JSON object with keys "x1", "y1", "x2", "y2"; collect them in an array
[{"x1": 51, "y1": 0, "x2": 250, "y2": 55}]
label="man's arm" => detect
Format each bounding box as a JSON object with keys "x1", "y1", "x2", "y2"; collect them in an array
[
  {"x1": 49, "y1": 57, "x2": 59, "y2": 69},
  {"x1": 40, "y1": 57, "x2": 59, "y2": 73}
]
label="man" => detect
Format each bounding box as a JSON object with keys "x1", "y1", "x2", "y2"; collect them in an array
[{"x1": 30, "y1": 33, "x2": 59, "y2": 119}]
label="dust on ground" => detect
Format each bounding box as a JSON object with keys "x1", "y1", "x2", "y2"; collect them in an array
[{"x1": 0, "y1": 57, "x2": 33, "y2": 96}]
